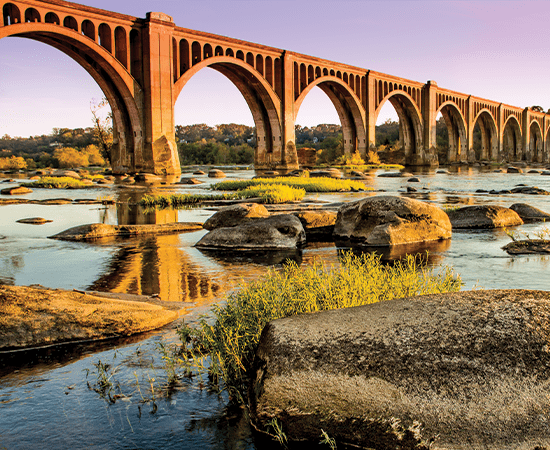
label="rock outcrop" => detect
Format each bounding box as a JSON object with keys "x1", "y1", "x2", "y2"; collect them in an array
[
  {"x1": 50, "y1": 222, "x2": 203, "y2": 240},
  {"x1": 447, "y1": 205, "x2": 523, "y2": 228},
  {"x1": 208, "y1": 169, "x2": 226, "y2": 178},
  {"x1": 293, "y1": 210, "x2": 337, "y2": 239},
  {"x1": 333, "y1": 196, "x2": 452, "y2": 246},
  {"x1": 195, "y1": 214, "x2": 305, "y2": 250},
  {"x1": 1, "y1": 186, "x2": 32, "y2": 195},
  {"x1": 0, "y1": 285, "x2": 178, "y2": 350},
  {"x1": 203, "y1": 203, "x2": 270, "y2": 230},
  {"x1": 509, "y1": 203, "x2": 550, "y2": 221},
  {"x1": 250, "y1": 289, "x2": 550, "y2": 450}
]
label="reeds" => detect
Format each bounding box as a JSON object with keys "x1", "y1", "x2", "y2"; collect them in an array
[
  {"x1": 211, "y1": 177, "x2": 368, "y2": 192},
  {"x1": 22, "y1": 176, "x2": 90, "y2": 189}
]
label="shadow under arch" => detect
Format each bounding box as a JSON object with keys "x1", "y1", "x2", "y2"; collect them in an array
[
  {"x1": 472, "y1": 109, "x2": 499, "y2": 161},
  {"x1": 376, "y1": 90, "x2": 423, "y2": 165},
  {"x1": 529, "y1": 119, "x2": 544, "y2": 163},
  {"x1": 436, "y1": 101, "x2": 467, "y2": 163},
  {"x1": 0, "y1": 22, "x2": 144, "y2": 174},
  {"x1": 173, "y1": 56, "x2": 284, "y2": 170},
  {"x1": 502, "y1": 115, "x2": 523, "y2": 162},
  {"x1": 294, "y1": 76, "x2": 366, "y2": 157}
]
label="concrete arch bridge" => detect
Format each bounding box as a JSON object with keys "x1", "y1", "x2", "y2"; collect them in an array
[{"x1": 2, "y1": 0, "x2": 549, "y2": 175}]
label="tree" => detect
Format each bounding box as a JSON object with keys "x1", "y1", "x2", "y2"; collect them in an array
[
  {"x1": 90, "y1": 98, "x2": 113, "y2": 163},
  {"x1": 531, "y1": 105, "x2": 544, "y2": 113}
]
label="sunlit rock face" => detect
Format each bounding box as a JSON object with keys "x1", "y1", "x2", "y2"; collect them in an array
[
  {"x1": 203, "y1": 203, "x2": 270, "y2": 230},
  {"x1": 195, "y1": 214, "x2": 305, "y2": 250},
  {"x1": 250, "y1": 289, "x2": 550, "y2": 450},
  {"x1": 447, "y1": 205, "x2": 523, "y2": 229},
  {"x1": 333, "y1": 196, "x2": 452, "y2": 246}
]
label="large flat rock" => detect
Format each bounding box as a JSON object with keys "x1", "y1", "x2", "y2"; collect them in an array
[
  {"x1": 250, "y1": 289, "x2": 550, "y2": 449},
  {"x1": 49, "y1": 222, "x2": 203, "y2": 240},
  {"x1": 0, "y1": 285, "x2": 179, "y2": 350}
]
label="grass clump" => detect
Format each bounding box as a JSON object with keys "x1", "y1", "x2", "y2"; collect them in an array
[
  {"x1": 178, "y1": 252, "x2": 463, "y2": 402},
  {"x1": 212, "y1": 176, "x2": 368, "y2": 193},
  {"x1": 139, "y1": 193, "x2": 235, "y2": 208},
  {"x1": 22, "y1": 176, "x2": 90, "y2": 189},
  {"x1": 236, "y1": 184, "x2": 305, "y2": 203}
]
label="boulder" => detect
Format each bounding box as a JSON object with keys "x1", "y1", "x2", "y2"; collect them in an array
[
  {"x1": 53, "y1": 170, "x2": 81, "y2": 179},
  {"x1": 310, "y1": 168, "x2": 343, "y2": 178},
  {"x1": 122, "y1": 176, "x2": 135, "y2": 184},
  {"x1": 178, "y1": 177, "x2": 203, "y2": 185},
  {"x1": 502, "y1": 240, "x2": 550, "y2": 255},
  {"x1": 332, "y1": 196, "x2": 452, "y2": 246},
  {"x1": 2, "y1": 178, "x2": 15, "y2": 183},
  {"x1": 528, "y1": 169, "x2": 542, "y2": 174},
  {"x1": 195, "y1": 214, "x2": 305, "y2": 250},
  {"x1": 1, "y1": 186, "x2": 32, "y2": 195},
  {"x1": 378, "y1": 171, "x2": 414, "y2": 178},
  {"x1": 203, "y1": 203, "x2": 270, "y2": 230},
  {"x1": 407, "y1": 177, "x2": 420, "y2": 182},
  {"x1": 507, "y1": 166, "x2": 523, "y2": 173},
  {"x1": 193, "y1": 170, "x2": 206, "y2": 175},
  {"x1": 510, "y1": 186, "x2": 549, "y2": 195},
  {"x1": 249, "y1": 289, "x2": 550, "y2": 450},
  {"x1": 292, "y1": 210, "x2": 337, "y2": 239},
  {"x1": 50, "y1": 222, "x2": 203, "y2": 241},
  {"x1": 134, "y1": 173, "x2": 162, "y2": 183},
  {"x1": 447, "y1": 205, "x2": 523, "y2": 229},
  {"x1": 208, "y1": 169, "x2": 226, "y2": 178},
  {"x1": 436, "y1": 169, "x2": 450, "y2": 174},
  {"x1": 493, "y1": 168, "x2": 506, "y2": 173},
  {"x1": 541, "y1": 170, "x2": 550, "y2": 176},
  {"x1": 509, "y1": 203, "x2": 550, "y2": 221},
  {"x1": 262, "y1": 171, "x2": 280, "y2": 176},
  {"x1": 16, "y1": 217, "x2": 53, "y2": 225}
]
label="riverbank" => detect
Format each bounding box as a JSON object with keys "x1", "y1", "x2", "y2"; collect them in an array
[{"x1": 0, "y1": 285, "x2": 180, "y2": 351}]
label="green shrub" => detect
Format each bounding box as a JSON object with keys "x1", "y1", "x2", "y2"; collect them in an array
[
  {"x1": 22, "y1": 176, "x2": 89, "y2": 189},
  {"x1": 178, "y1": 252, "x2": 463, "y2": 402},
  {"x1": 211, "y1": 177, "x2": 368, "y2": 193}
]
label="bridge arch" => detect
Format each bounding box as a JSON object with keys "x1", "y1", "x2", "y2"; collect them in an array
[
  {"x1": 376, "y1": 90, "x2": 423, "y2": 163},
  {"x1": 294, "y1": 76, "x2": 366, "y2": 157},
  {"x1": 472, "y1": 109, "x2": 498, "y2": 161},
  {"x1": 173, "y1": 56, "x2": 283, "y2": 168},
  {"x1": 436, "y1": 101, "x2": 467, "y2": 163},
  {"x1": 529, "y1": 119, "x2": 543, "y2": 163},
  {"x1": 0, "y1": 21, "x2": 143, "y2": 173},
  {"x1": 502, "y1": 115, "x2": 523, "y2": 162}
]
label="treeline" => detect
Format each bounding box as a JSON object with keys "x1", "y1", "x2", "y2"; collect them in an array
[{"x1": 0, "y1": 127, "x2": 105, "y2": 169}]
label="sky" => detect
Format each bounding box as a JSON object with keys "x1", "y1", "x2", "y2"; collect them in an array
[{"x1": 1, "y1": 0, "x2": 550, "y2": 137}]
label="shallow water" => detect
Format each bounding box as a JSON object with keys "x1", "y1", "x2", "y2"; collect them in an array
[{"x1": 1, "y1": 167, "x2": 550, "y2": 449}]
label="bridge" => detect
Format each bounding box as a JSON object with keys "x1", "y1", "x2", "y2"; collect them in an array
[{"x1": 2, "y1": 0, "x2": 549, "y2": 175}]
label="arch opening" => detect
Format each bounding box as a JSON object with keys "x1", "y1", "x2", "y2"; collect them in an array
[
  {"x1": 529, "y1": 121, "x2": 543, "y2": 163},
  {"x1": 0, "y1": 24, "x2": 142, "y2": 174},
  {"x1": 376, "y1": 91, "x2": 423, "y2": 164},
  {"x1": 472, "y1": 111, "x2": 498, "y2": 162},
  {"x1": 436, "y1": 103, "x2": 467, "y2": 164},
  {"x1": 502, "y1": 117, "x2": 523, "y2": 162},
  {"x1": 174, "y1": 62, "x2": 283, "y2": 170}
]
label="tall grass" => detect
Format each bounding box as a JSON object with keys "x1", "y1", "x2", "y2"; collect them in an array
[
  {"x1": 211, "y1": 177, "x2": 368, "y2": 192},
  {"x1": 22, "y1": 176, "x2": 90, "y2": 189},
  {"x1": 139, "y1": 184, "x2": 305, "y2": 208},
  {"x1": 178, "y1": 252, "x2": 463, "y2": 402}
]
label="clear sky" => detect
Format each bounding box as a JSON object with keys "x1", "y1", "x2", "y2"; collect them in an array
[{"x1": 1, "y1": 0, "x2": 550, "y2": 137}]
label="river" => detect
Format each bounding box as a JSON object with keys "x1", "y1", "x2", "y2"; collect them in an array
[{"x1": 0, "y1": 166, "x2": 549, "y2": 449}]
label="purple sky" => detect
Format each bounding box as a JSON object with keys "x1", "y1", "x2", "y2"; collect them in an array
[{"x1": 1, "y1": 0, "x2": 550, "y2": 137}]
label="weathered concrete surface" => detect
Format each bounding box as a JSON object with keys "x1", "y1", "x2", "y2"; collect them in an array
[
  {"x1": 447, "y1": 205, "x2": 523, "y2": 229},
  {"x1": 333, "y1": 196, "x2": 451, "y2": 246},
  {"x1": 195, "y1": 214, "x2": 305, "y2": 250},
  {"x1": 0, "y1": 285, "x2": 179, "y2": 350},
  {"x1": 250, "y1": 289, "x2": 550, "y2": 450},
  {"x1": 49, "y1": 222, "x2": 203, "y2": 241},
  {"x1": 510, "y1": 203, "x2": 550, "y2": 221},
  {"x1": 203, "y1": 203, "x2": 270, "y2": 230}
]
